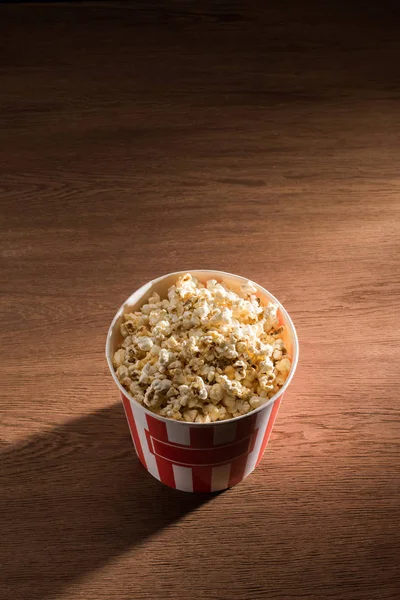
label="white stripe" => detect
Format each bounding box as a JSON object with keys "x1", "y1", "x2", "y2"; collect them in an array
[
  {"x1": 129, "y1": 400, "x2": 160, "y2": 481},
  {"x1": 213, "y1": 421, "x2": 237, "y2": 446},
  {"x1": 172, "y1": 464, "x2": 193, "y2": 492},
  {"x1": 166, "y1": 420, "x2": 191, "y2": 446},
  {"x1": 211, "y1": 463, "x2": 231, "y2": 492},
  {"x1": 243, "y1": 402, "x2": 274, "y2": 479}
]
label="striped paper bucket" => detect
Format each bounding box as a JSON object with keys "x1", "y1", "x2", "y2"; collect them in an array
[{"x1": 106, "y1": 270, "x2": 299, "y2": 493}]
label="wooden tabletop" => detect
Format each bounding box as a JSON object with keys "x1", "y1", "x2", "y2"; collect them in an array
[{"x1": 1, "y1": 2, "x2": 399, "y2": 599}]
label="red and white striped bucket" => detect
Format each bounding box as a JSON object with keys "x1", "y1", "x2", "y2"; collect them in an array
[{"x1": 106, "y1": 270, "x2": 299, "y2": 493}]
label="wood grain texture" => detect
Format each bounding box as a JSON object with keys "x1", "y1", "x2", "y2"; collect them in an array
[{"x1": 0, "y1": 2, "x2": 399, "y2": 599}]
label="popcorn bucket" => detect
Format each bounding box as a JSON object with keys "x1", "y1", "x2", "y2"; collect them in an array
[{"x1": 106, "y1": 270, "x2": 299, "y2": 493}]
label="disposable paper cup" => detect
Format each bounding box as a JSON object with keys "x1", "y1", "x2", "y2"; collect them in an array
[{"x1": 106, "y1": 270, "x2": 299, "y2": 493}]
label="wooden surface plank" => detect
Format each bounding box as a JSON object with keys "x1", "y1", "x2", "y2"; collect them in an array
[{"x1": 0, "y1": 2, "x2": 399, "y2": 599}]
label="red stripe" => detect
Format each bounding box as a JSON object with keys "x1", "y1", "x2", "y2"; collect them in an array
[
  {"x1": 150, "y1": 435, "x2": 254, "y2": 466},
  {"x1": 256, "y1": 396, "x2": 282, "y2": 466},
  {"x1": 190, "y1": 426, "x2": 214, "y2": 448},
  {"x1": 154, "y1": 456, "x2": 176, "y2": 489},
  {"x1": 235, "y1": 412, "x2": 258, "y2": 441},
  {"x1": 228, "y1": 454, "x2": 248, "y2": 488},
  {"x1": 192, "y1": 466, "x2": 212, "y2": 493},
  {"x1": 146, "y1": 413, "x2": 169, "y2": 441},
  {"x1": 121, "y1": 392, "x2": 147, "y2": 469}
]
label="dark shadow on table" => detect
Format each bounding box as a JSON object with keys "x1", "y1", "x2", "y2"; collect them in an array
[{"x1": 0, "y1": 403, "x2": 214, "y2": 600}]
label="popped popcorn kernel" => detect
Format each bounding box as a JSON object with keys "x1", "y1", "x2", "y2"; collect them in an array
[
  {"x1": 137, "y1": 336, "x2": 153, "y2": 352},
  {"x1": 276, "y1": 357, "x2": 291, "y2": 374},
  {"x1": 113, "y1": 273, "x2": 291, "y2": 421},
  {"x1": 113, "y1": 348, "x2": 125, "y2": 368}
]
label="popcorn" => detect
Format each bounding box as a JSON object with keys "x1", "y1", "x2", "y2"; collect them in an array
[
  {"x1": 183, "y1": 409, "x2": 198, "y2": 422},
  {"x1": 249, "y1": 395, "x2": 262, "y2": 408},
  {"x1": 235, "y1": 400, "x2": 251, "y2": 414},
  {"x1": 233, "y1": 360, "x2": 247, "y2": 380},
  {"x1": 222, "y1": 395, "x2": 236, "y2": 410},
  {"x1": 116, "y1": 364, "x2": 129, "y2": 380},
  {"x1": 113, "y1": 348, "x2": 125, "y2": 368},
  {"x1": 195, "y1": 414, "x2": 211, "y2": 424},
  {"x1": 272, "y1": 349, "x2": 282, "y2": 361},
  {"x1": 158, "y1": 348, "x2": 173, "y2": 366},
  {"x1": 257, "y1": 375, "x2": 274, "y2": 392},
  {"x1": 273, "y1": 338, "x2": 284, "y2": 351},
  {"x1": 194, "y1": 300, "x2": 210, "y2": 320},
  {"x1": 241, "y1": 280, "x2": 258, "y2": 296},
  {"x1": 209, "y1": 383, "x2": 224, "y2": 403},
  {"x1": 113, "y1": 274, "x2": 291, "y2": 422},
  {"x1": 259, "y1": 358, "x2": 274, "y2": 375},
  {"x1": 153, "y1": 319, "x2": 171, "y2": 337},
  {"x1": 190, "y1": 376, "x2": 208, "y2": 400},
  {"x1": 149, "y1": 309, "x2": 167, "y2": 326},
  {"x1": 203, "y1": 403, "x2": 220, "y2": 422},
  {"x1": 263, "y1": 302, "x2": 279, "y2": 331},
  {"x1": 276, "y1": 357, "x2": 291, "y2": 374},
  {"x1": 137, "y1": 336, "x2": 153, "y2": 352},
  {"x1": 129, "y1": 380, "x2": 145, "y2": 402}
]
